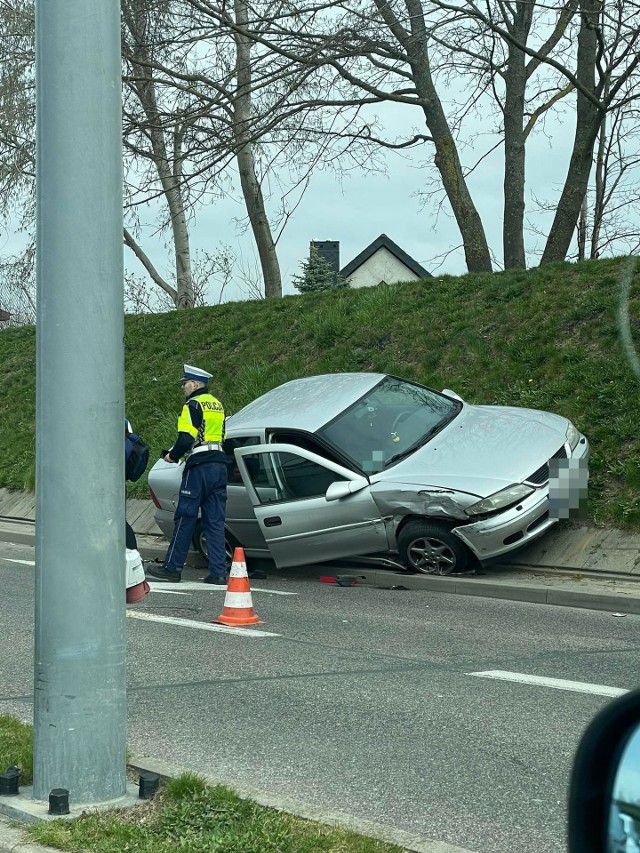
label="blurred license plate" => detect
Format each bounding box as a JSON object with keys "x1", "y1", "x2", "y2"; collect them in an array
[{"x1": 548, "y1": 457, "x2": 589, "y2": 519}]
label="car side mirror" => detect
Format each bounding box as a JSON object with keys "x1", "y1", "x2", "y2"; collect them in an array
[
  {"x1": 441, "y1": 388, "x2": 463, "y2": 402},
  {"x1": 325, "y1": 478, "x2": 369, "y2": 502},
  {"x1": 568, "y1": 688, "x2": 640, "y2": 852}
]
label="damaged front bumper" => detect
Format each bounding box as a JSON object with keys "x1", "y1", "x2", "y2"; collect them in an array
[
  {"x1": 452, "y1": 488, "x2": 555, "y2": 562},
  {"x1": 453, "y1": 437, "x2": 590, "y2": 563}
]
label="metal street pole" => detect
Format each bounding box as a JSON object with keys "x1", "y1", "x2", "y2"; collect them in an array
[{"x1": 33, "y1": 0, "x2": 126, "y2": 803}]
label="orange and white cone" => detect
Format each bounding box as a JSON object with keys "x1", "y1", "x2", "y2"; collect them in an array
[
  {"x1": 126, "y1": 548, "x2": 151, "y2": 604},
  {"x1": 212, "y1": 547, "x2": 261, "y2": 626}
]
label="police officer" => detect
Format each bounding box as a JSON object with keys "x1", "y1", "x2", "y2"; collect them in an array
[{"x1": 147, "y1": 364, "x2": 228, "y2": 585}]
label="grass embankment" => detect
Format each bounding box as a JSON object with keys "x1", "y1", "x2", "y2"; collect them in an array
[
  {"x1": 0, "y1": 715, "x2": 32, "y2": 783},
  {"x1": 1, "y1": 256, "x2": 640, "y2": 527},
  {"x1": 0, "y1": 718, "x2": 403, "y2": 853}
]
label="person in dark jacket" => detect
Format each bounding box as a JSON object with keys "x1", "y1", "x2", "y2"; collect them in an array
[
  {"x1": 146, "y1": 364, "x2": 228, "y2": 585},
  {"x1": 124, "y1": 418, "x2": 138, "y2": 550},
  {"x1": 125, "y1": 418, "x2": 150, "y2": 603}
]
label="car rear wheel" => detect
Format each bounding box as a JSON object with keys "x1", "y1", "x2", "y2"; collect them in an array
[
  {"x1": 195, "y1": 525, "x2": 238, "y2": 572},
  {"x1": 397, "y1": 520, "x2": 468, "y2": 575}
]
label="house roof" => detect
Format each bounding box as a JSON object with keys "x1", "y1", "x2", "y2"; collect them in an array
[{"x1": 340, "y1": 233, "x2": 432, "y2": 279}]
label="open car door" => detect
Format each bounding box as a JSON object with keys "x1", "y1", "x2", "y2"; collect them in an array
[{"x1": 234, "y1": 443, "x2": 389, "y2": 568}]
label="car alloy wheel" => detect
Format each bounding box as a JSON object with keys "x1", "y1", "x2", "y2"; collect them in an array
[{"x1": 397, "y1": 520, "x2": 468, "y2": 575}]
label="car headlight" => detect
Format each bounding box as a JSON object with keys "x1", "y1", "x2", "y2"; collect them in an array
[
  {"x1": 465, "y1": 484, "x2": 535, "y2": 517},
  {"x1": 566, "y1": 421, "x2": 580, "y2": 451}
]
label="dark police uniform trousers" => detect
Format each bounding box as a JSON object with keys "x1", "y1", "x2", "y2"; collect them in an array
[{"x1": 163, "y1": 460, "x2": 228, "y2": 578}]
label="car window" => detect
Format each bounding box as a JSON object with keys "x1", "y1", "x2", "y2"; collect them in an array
[
  {"x1": 278, "y1": 452, "x2": 348, "y2": 498},
  {"x1": 318, "y1": 375, "x2": 461, "y2": 474},
  {"x1": 241, "y1": 451, "x2": 347, "y2": 503},
  {"x1": 223, "y1": 436, "x2": 262, "y2": 484},
  {"x1": 268, "y1": 430, "x2": 344, "y2": 465}
]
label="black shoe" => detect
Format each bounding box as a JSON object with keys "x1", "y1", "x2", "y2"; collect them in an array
[
  {"x1": 202, "y1": 575, "x2": 227, "y2": 585},
  {"x1": 146, "y1": 565, "x2": 181, "y2": 582},
  {"x1": 248, "y1": 569, "x2": 267, "y2": 580}
]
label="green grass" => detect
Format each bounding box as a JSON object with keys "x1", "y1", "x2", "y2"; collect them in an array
[
  {"x1": 0, "y1": 715, "x2": 33, "y2": 784},
  {"x1": 2, "y1": 255, "x2": 640, "y2": 527},
  {"x1": 0, "y1": 718, "x2": 405, "y2": 851},
  {"x1": 0, "y1": 726, "x2": 404, "y2": 853},
  {"x1": 25, "y1": 773, "x2": 405, "y2": 853}
]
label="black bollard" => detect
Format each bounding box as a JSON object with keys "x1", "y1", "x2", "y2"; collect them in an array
[
  {"x1": 48, "y1": 788, "x2": 70, "y2": 815},
  {"x1": 138, "y1": 772, "x2": 160, "y2": 800},
  {"x1": 0, "y1": 766, "x2": 20, "y2": 796}
]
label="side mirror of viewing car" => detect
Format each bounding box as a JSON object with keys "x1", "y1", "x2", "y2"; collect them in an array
[
  {"x1": 441, "y1": 388, "x2": 463, "y2": 401},
  {"x1": 325, "y1": 478, "x2": 369, "y2": 502},
  {"x1": 568, "y1": 687, "x2": 640, "y2": 852}
]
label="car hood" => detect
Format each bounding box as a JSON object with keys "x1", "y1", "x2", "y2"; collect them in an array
[{"x1": 375, "y1": 404, "x2": 569, "y2": 497}]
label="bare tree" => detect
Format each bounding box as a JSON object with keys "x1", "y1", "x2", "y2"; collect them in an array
[
  {"x1": 0, "y1": 1, "x2": 35, "y2": 325},
  {"x1": 122, "y1": 0, "x2": 196, "y2": 307},
  {"x1": 386, "y1": 0, "x2": 640, "y2": 266},
  {"x1": 233, "y1": 0, "x2": 282, "y2": 297},
  {"x1": 427, "y1": 0, "x2": 579, "y2": 269},
  {"x1": 212, "y1": 0, "x2": 494, "y2": 272},
  {"x1": 123, "y1": 245, "x2": 233, "y2": 311},
  {"x1": 576, "y1": 101, "x2": 640, "y2": 259},
  {"x1": 541, "y1": 0, "x2": 640, "y2": 262},
  {"x1": 541, "y1": 0, "x2": 606, "y2": 263},
  {"x1": 120, "y1": 0, "x2": 391, "y2": 298},
  {"x1": 0, "y1": 0, "x2": 34, "y2": 221},
  {"x1": 0, "y1": 243, "x2": 36, "y2": 327},
  {"x1": 0, "y1": 0, "x2": 288, "y2": 307},
  {"x1": 436, "y1": 0, "x2": 640, "y2": 265}
]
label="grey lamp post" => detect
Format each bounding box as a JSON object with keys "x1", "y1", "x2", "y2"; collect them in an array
[{"x1": 33, "y1": 0, "x2": 127, "y2": 803}]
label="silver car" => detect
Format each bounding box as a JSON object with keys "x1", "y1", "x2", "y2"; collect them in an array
[{"x1": 147, "y1": 373, "x2": 589, "y2": 575}]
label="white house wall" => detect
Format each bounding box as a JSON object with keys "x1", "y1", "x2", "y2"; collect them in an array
[{"x1": 346, "y1": 247, "x2": 421, "y2": 288}]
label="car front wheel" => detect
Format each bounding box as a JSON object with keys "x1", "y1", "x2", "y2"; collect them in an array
[{"x1": 397, "y1": 520, "x2": 468, "y2": 575}]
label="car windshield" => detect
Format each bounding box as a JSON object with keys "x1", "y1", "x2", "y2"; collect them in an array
[{"x1": 318, "y1": 376, "x2": 461, "y2": 474}]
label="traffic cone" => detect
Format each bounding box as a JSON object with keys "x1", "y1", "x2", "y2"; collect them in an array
[
  {"x1": 212, "y1": 547, "x2": 261, "y2": 626},
  {"x1": 126, "y1": 548, "x2": 151, "y2": 604}
]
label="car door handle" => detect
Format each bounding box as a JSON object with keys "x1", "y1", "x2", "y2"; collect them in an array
[{"x1": 263, "y1": 516, "x2": 282, "y2": 527}]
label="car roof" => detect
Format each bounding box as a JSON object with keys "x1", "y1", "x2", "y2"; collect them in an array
[{"x1": 227, "y1": 372, "x2": 386, "y2": 433}]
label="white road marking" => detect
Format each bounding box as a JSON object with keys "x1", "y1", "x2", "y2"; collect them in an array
[
  {"x1": 468, "y1": 670, "x2": 628, "y2": 698},
  {"x1": 148, "y1": 586, "x2": 191, "y2": 596},
  {"x1": 148, "y1": 582, "x2": 197, "y2": 593},
  {"x1": 126, "y1": 610, "x2": 280, "y2": 637},
  {"x1": 0, "y1": 562, "x2": 293, "y2": 601},
  {"x1": 146, "y1": 580, "x2": 296, "y2": 595},
  {"x1": 246, "y1": 586, "x2": 297, "y2": 596}
]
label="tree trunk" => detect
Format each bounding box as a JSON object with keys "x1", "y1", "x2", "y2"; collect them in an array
[
  {"x1": 503, "y1": 54, "x2": 527, "y2": 270},
  {"x1": 380, "y1": 0, "x2": 492, "y2": 273},
  {"x1": 541, "y1": 0, "x2": 604, "y2": 265},
  {"x1": 590, "y1": 109, "x2": 607, "y2": 258},
  {"x1": 122, "y1": 1, "x2": 194, "y2": 308},
  {"x1": 577, "y1": 195, "x2": 587, "y2": 260},
  {"x1": 168, "y1": 188, "x2": 194, "y2": 309},
  {"x1": 410, "y1": 55, "x2": 492, "y2": 273},
  {"x1": 233, "y1": 0, "x2": 282, "y2": 298},
  {"x1": 502, "y1": 2, "x2": 534, "y2": 270}
]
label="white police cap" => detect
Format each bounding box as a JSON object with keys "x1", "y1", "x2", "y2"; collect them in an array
[{"x1": 182, "y1": 364, "x2": 213, "y2": 383}]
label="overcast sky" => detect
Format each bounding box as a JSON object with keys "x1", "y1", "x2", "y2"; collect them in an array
[
  {"x1": 184, "y1": 112, "x2": 575, "y2": 303},
  {"x1": 0, "y1": 97, "x2": 578, "y2": 307}
]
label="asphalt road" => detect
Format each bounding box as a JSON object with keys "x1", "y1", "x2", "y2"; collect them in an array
[{"x1": 1, "y1": 536, "x2": 639, "y2": 853}]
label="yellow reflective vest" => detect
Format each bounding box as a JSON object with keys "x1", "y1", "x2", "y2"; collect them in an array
[{"x1": 177, "y1": 392, "x2": 225, "y2": 447}]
